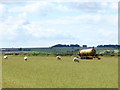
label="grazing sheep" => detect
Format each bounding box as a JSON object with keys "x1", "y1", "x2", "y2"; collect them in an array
[
  {"x1": 73, "y1": 57, "x2": 79, "y2": 62},
  {"x1": 24, "y1": 56, "x2": 28, "y2": 61},
  {"x1": 3, "y1": 56, "x2": 8, "y2": 59},
  {"x1": 56, "y1": 56, "x2": 61, "y2": 60}
]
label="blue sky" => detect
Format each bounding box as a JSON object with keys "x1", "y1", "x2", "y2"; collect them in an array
[{"x1": 0, "y1": 1, "x2": 118, "y2": 48}]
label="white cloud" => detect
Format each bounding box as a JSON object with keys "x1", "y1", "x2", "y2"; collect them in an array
[
  {"x1": 40, "y1": 19, "x2": 73, "y2": 25},
  {"x1": 111, "y1": 2, "x2": 118, "y2": 9},
  {"x1": 68, "y1": 2, "x2": 118, "y2": 13},
  {"x1": 0, "y1": 4, "x2": 5, "y2": 13},
  {"x1": 0, "y1": 3, "x2": 6, "y2": 19},
  {"x1": 31, "y1": 14, "x2": 102, "y2": 25},
  {"x1": 98, "y1": 29, "x2": 118, "y2": 37},
  {"x1": 0, "y1": 22, "x2": 18, "y2": 40},
  {"x1": 0, "y1": 1, "x2": 118, "y2": 47},
  {"x1": 5, "y1": 12, "x2": 28, "y2": 25},
  {"x1": 42, "y1": 14, "x2": 117, "y2": 26},
  {"x1": 8, "y1": 2, "x2": 118, "y2": 15},
  {"x1": 9, "y1": 1, "x2": 54, "y2": 16},
  {"x1": 0, "y1": 12, "x2": 29, "y2": 40},
  {"x1": 0, "y1": 0, "x2": 118, "y2": 3},
  {"x1": 56, "y1": 5, "x2": 72, "y2": 12},
  {"x1": 0, "y1": 10, "x2": 117, "y2": 41},
  {"x1": 69, "y1": 2, "x2": 104, "y2": 13},
  {"x1": 22, "y1": 23, "x2": 57, "y2": 38}
]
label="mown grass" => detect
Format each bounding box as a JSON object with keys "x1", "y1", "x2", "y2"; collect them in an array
[{"x1": 2, "y1": 56, "x2": 118, "y2": 88}]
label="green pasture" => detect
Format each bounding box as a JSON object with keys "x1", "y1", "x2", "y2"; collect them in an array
[{"x1": 2, "y1": 56, "x2": 118, "y2": 88}]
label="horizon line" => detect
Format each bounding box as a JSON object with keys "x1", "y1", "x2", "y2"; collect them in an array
[{"x1": 1, "y1": 44, "x2": 119, "y2": 48}]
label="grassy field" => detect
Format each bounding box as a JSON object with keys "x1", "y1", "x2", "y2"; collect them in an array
[{"x1": 2, "y1": 56, "x2": 118, "y2": 88}]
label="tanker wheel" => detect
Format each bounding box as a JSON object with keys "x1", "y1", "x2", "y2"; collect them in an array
[
  {"x1": 98, "y1": 58, "x2": 101, "y2": 60},
  {"x1": 81, "y1": 57, "x2": 83, "y2": 59},
  {"x1": 84, "y1": 56, "x2": 87, "y2": 59}
]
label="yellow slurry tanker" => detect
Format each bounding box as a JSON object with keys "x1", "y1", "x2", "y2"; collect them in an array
[{"x1": 78, "y1": 48, "x2": 100, "y2": 59}]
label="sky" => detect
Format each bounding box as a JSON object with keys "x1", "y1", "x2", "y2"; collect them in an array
[{"x1": 0, "y1": 0, "x2": 118, "y2": 48}]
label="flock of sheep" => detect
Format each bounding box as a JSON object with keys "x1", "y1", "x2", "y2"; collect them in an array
[
  {"x1": 3, "y1": 55, "x2": 28, "y2": 62},
  {"x1": 3, "y1": 55, "x2": 80, "y2": 63},
  {"x1": 56, "y1": 56, "x2": 79, "y2": 62}
]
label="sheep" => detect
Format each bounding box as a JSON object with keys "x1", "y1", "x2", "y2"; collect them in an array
[
  {"x1": 24, "y1": 56, "x2": 28, "y2": 61},
  {"x1": 3, "y1": 55, "x2": 8, "y2": 59},
  {"x1": 56, "y1": 56, "x2": 61, "y2": 60},
  {"x1": 73, "y1": 57, "x2": 79, "y2": 62}
]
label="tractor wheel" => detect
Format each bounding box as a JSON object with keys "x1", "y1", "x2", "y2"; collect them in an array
[{"x1": 98, "y1": 58, "x2": 101, "y2": 60}]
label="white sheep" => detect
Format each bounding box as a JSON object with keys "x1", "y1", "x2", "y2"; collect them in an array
[
  {"x1": 73, "y1": 57, "x2": 79, "y2": 62},
  {"x1": 3, "y1": 55, "x2": 8, "y2": 59},
  {"x1": 56, "y1": 56, "x2": 61, "y2": 60},
  {"x1": 24, "y1": 56, "x2": 28, "y2": 61}
]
